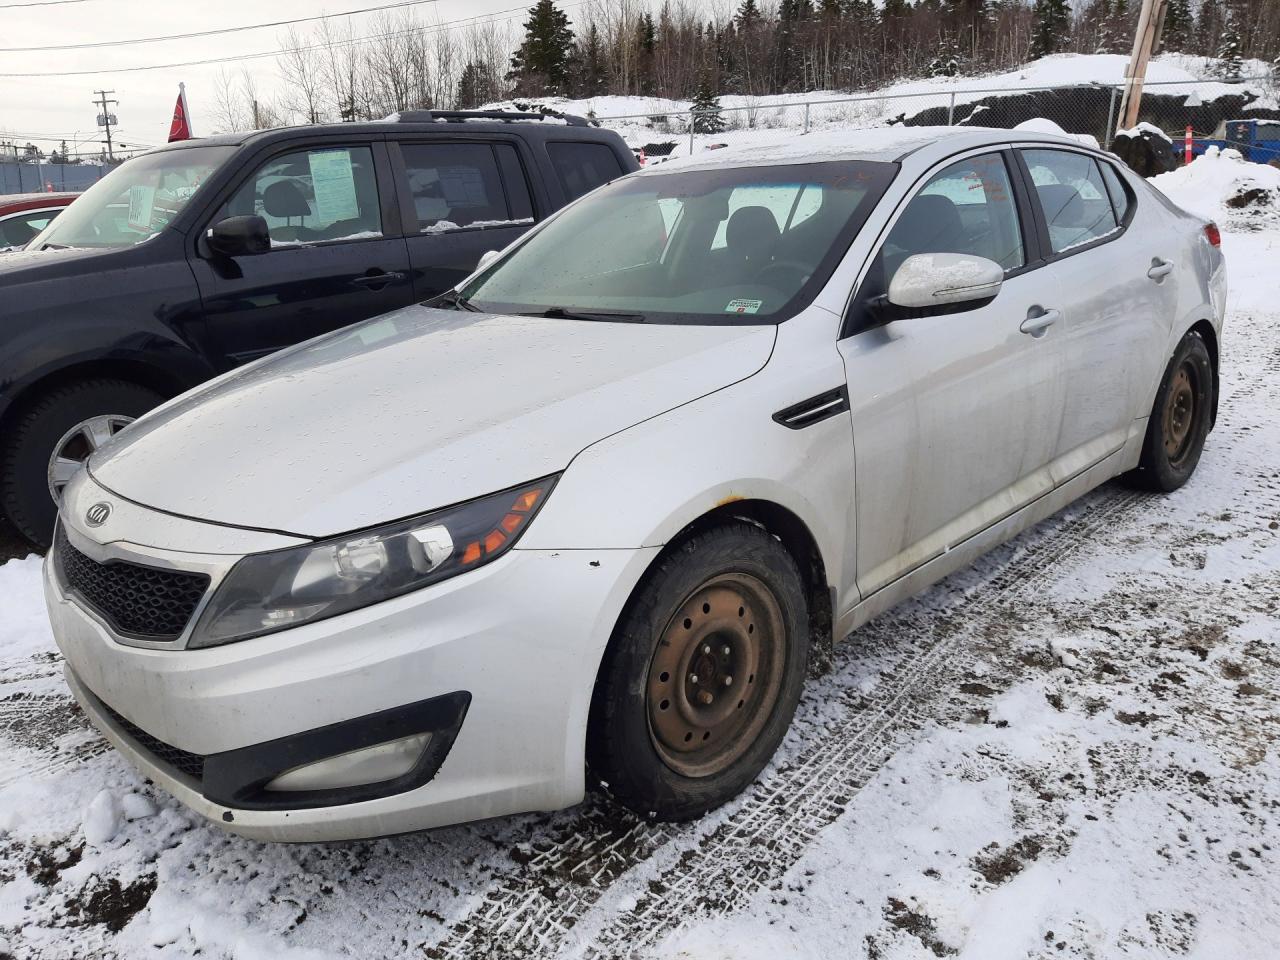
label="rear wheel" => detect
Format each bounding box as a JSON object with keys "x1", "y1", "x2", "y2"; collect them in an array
[
  {"x1": 1, "y1": 379, "x2": 163, "y2": 550},
  {"x1": 1126, "y1": 331, "x2": 1215, "y2": 492},
  {"x1": 588, "y1": 523, "x2": 809, "y2": 821}
]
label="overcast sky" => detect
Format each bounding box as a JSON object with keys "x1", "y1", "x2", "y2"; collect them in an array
[{"x1": 0, "y1": 0, "x2": 558, "y2": 158}]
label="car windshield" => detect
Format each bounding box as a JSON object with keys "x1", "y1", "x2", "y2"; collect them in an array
[
  {"x1": 31, "y1": 145, "x2": 233, "y2": 250},
  {"x1": 460, "y1": 160, "x2": 895, "y2": 324}
]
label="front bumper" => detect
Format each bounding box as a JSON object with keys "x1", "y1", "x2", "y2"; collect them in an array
[{"x1": 45, "y1": 490, "x2": 657, "y2": 842}]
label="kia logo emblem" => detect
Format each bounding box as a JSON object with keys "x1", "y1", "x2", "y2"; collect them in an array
[{"x1": 85, "y1": 502, "x2": 112, "y2": 527}]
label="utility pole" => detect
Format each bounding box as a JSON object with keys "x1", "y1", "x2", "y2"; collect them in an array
[
  {"x1": 93, "y1": 89, "x2": 118, "y2": 162},
  {"x1": 1117, "y1": 0, "x2": 1169, "y2": 132}
]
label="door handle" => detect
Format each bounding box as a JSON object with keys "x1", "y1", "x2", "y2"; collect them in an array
[
  {"x1": 350, "y1": 270, "x2": 406, "y2": 290},
  {"x1": 1019, "y1": 307, "x2": 1060, "y2": 337},
  {"x1": 1147, "y1": 258, "x2": 1175, "y2": 281}
]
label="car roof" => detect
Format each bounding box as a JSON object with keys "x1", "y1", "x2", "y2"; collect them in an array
[
  {"x1": 635, "y1": 125, "x2": 1097, "y2": 175},
  {"x1": 0, "y1": 192, "x2": 79, "y2": 213},
  {"x1": 150, "y1": 116, "x2": 623, "y2": 154}
]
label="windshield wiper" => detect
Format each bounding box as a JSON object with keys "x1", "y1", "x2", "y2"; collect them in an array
[
  {"x1": 525, "y1": 306, "x2": 647, "y2": 323},
  {"x1": 429, "y1": 290, "x2": 480, "y2": 311}
]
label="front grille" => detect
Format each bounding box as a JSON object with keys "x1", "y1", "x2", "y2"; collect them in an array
[
  {"x1": 55, "y1": 525, "x2": 209, "y2": 641},
  {"x1": 99, "y1": 699, "x2": 207, "y2": 782}
]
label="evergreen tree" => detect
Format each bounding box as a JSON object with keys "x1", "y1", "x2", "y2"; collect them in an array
[
  {"x1": 736, "y1": 0, "x2": 762, "y2": 29},
  {"x1": 574, "y1": 23, "x2": 608, "y2": 98},
  {"x1": 690, "y1": 78, "x2": 725, "y2": 133},
  {"x1": 635, "y1": 13, "x2": 657, "y2": 94},
  {"x1": 507, "y1": 0, "x2": 575, "y2": 97},
  {"x1": 1030, "y1": 0, "x2": 1071, "y2": 58},
  {"x1": 1215, "y1": 11, "x2": 1243, "y2": 80},
  {"x1": 1195, "y1": 0, "x2": 1224, "y2": 56},
  {"x1": 1160, "y1": 0, "x2": 1192, "y2": 52},
  {"x1": 928, "y1": 35, "x2": 963, "y2": 76},
  {"x1": 457, "y1": 61, "x2": 497, "y2": 109}
]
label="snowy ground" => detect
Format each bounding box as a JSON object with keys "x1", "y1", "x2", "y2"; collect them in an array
[{"x1": 1, "y1": 155, "x2": 1278, "y2": 959}]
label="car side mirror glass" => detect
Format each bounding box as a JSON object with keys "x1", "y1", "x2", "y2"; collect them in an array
[
  {"x1": 206, "y1": 215, "x2": 270, "y2": 258},
  {"x1": 887, "y1": 253, "x2": 1004, "y2": 313},
  {"x1": 477, "y1": 249, "x2": 501, "y2": 271}
]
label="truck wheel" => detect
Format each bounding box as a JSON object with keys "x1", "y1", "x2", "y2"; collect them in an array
[
  {"x1": 588, "y1": 522, "x2": 809, "y2": 821},
  {"x1": 1, "y1": 379, "x2": 163, "y2": 551},
  {"x1": 1125, "y1": 331, "x2": 1215, "y2": 493}
]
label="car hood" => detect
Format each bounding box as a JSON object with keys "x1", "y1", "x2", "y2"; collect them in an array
[{"x1": 90, "y1": 306, "x2": 776, "y2": 538}]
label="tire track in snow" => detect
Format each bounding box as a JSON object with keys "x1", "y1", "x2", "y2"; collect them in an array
[{"x1": 425, "y1": 486, "x2": 1151, "y2": 960}]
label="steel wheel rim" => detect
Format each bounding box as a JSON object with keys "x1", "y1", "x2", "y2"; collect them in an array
[
  {"x1": 47, "y1": 414, "x2": 135, "y2": 503},
  {"x1": 646, "y1": 572, "x2": 787, "y2": 779},
  {"x1": 1161, "y1": 363, "x2": 1197, "y2": 466}
]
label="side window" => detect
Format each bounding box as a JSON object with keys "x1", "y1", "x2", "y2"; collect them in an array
[
  {"x1": 494, "y1": 143, "x2": 534, "y2": 221},
  {"x1": 1, "y1": 211, "x2": 58, "y2": 247},
  {"x1": 881, "y1": 152, "x2": 1024, "y2": 285},
  {"x1": 220, "y1": 145, "x2": 382, "y2": 246},
  {"x1": 546, "y1": 141, "x2": 625, "y2": 202},
  {"x1": 1022, "y1": 149, "x2": 1118, "y2": 254},
  {"x1": 1097, "y1": 160, "x2": 1132, "y2": 223},
  {"x1": 401, "y1": 143, "x2": 523, "y2": 233}
]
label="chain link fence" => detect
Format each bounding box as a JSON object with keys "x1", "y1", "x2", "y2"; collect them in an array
[{"x1": 593, "y1": 75, "x2": 1279, "y2": 166}]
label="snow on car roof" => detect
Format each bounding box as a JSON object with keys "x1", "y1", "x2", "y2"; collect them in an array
[{"x1": 636, "y1": 125, "x2": 1080, "y2": 174}]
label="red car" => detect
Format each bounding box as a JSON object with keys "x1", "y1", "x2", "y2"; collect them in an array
[{"x1": 0, "y1": 192, "x2": 78, "y2": 251}]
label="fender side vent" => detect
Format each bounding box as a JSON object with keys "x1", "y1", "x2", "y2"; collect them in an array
[{"x1": 772, "y1": 387, "x2": 849, "y2": 430}]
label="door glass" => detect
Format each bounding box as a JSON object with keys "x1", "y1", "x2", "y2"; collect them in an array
[
  {"x1": 1, "y1": 211, "x2": 57, "y2": 247},
  {"x1": 881, "y1": 152, "x2": 1024, "y2": 285},
  {"x1": 1097, "y1": 160, "x2": 1132, "y2": 223},
  {"x1": 219, "y1": 145, "x2": 383, "y2": 246},
  {"x1": 401, "y1": 143, "x2": 520, "y2": 233},
  {"x1": 1023, "y1": 149, "x2": 1118, "y2": 253},
  {"x1": 494, "y1": 143, "x2": 534, "y2": 221},
  {"x1": 546, "y1": 141, "x2": 625, "y2": 201}
]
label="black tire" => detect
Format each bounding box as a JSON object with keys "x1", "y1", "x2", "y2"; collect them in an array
[
  {"x1": 587, "y1": 522, "x2": 809, "y2": 821},
  {"x1": 1, "y1": 379, "x2": 164, "y2": 551},
  {"x1": 1125, "y1": 331, "x2": 1215, "y2": 493}
]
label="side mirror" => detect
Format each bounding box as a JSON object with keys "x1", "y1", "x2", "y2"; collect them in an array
[
  {"x1": 887, "y1": 253, "x2": 1003, "y2": 312},
  {"x1": 206, "y1": 215, "x2": 270, "y2": 258},
  {"x1": 476, "y1": 249, "x2": 501, "y2": 271}
]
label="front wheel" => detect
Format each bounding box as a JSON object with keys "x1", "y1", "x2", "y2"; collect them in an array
[
  {"x1": 587, "y1": 523, "x2": 809, "y2": 821},
  {"x1": 1125, "y1": 330, "x2": 1216, "y2": 492},
  {"x1": 1, "y1": 379, "x2": 163, "y2": 550}
]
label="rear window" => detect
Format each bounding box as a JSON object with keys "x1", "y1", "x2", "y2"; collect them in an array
[{"x1": 547, "y1": 141, "x2": 625, "y2": 201}]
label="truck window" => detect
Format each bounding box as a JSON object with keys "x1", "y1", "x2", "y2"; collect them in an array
[
  {"x1": 400, "y1": 143, "x2": 525, "y2": 233},
  {"x1": 547, "y1": 142, "x2": 625, "y2": 202},
  {"x1": 220, "y1": 145, "x2": 383, "y2": 245}
]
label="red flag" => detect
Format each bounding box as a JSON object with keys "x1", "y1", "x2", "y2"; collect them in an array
[{"x1": 168, "y1": 83, "x2": 192, "y2": 142}]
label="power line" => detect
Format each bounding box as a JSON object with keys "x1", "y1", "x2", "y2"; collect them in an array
[
  {"x1": 0, "y1": 0, "x2": 99, "y2": 7},
  {"x1": 0, "y1": 0, "x2": 441, "y2": 52},
  {"x1": 0, "y1": 3, "x2": 545, "y2": 78}
]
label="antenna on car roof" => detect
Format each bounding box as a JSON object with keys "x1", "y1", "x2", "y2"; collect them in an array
[{"x1": 394, "y1": 109, "x2": 589, "y2": 127}]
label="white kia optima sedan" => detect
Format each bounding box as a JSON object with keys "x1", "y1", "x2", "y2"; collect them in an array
[{"x1": 44, "y1": 127, "x2": 1225, "y2": 841}]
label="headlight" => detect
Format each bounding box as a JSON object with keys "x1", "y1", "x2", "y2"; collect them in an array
[{"x1": 189, "y1": 476, "x2": 557, "y2": 648}]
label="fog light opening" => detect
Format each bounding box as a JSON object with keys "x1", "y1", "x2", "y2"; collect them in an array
[{"x1": 264, "y1": 732, "x2": 433, "y2": 792}]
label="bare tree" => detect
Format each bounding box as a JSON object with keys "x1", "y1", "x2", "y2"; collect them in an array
[{"x1": 278, "y1": 27, "x2": 327, "y2": 124}]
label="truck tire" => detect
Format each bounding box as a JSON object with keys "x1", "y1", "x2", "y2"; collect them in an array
[
  {"x1": 1, "y1": 379, "x2": 164, "y2": 551},
  {"x1": 587, "y1": 522, "x2": 809, "y2": 821}
]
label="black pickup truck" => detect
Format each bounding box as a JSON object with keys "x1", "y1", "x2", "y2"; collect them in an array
[{"x1": 0, "y1": 110, "x2": 638, "y2": 549}]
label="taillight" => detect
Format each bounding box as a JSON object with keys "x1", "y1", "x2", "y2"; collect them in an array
[{"x1": 1204, "y1": 222, "x2": 1221, "y2": 247}]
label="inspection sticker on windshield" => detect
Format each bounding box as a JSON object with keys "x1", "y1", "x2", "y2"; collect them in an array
[{"x1": 725, "y1": 298, "x2": 763, "y2": 314}]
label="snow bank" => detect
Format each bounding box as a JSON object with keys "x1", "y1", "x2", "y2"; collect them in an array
[
  {"x1": 484, "y1": 52, "x2": 1275, "y2": 127},
  {"x1": 1014, "y1": 117, "x2": 1100, "y2": 148},
  {"x1": 1149, "y1": 146, "x2": 1280, "y2": 225}
]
